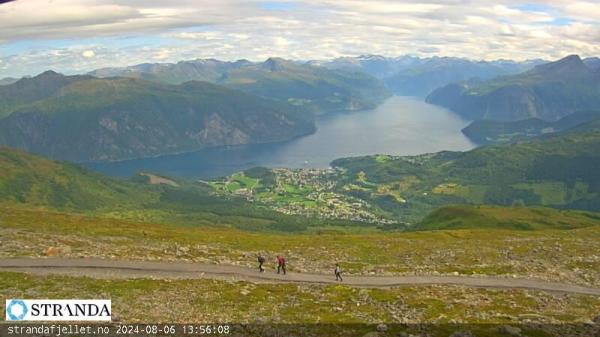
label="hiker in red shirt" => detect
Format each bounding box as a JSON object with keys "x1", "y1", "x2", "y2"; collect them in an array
[{"x1": 276, "y1": 255, "x2": 286, "y2": 275}]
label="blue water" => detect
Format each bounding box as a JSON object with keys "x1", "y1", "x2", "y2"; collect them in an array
[{"x1": 85, "y1": 96, "x2": 475, "y2": 178}]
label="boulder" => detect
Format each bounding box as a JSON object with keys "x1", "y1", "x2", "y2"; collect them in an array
[
  {"x1": 44, "y1": 247, "x2": 62, "y2": 257},
  {"x1": 449, "y1": 331, "x2": 474, "y2": 337},
  {"x1": 498, "y1": 325, "x2": 522, "y2": 336}
]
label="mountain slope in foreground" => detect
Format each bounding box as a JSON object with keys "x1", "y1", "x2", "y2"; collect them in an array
[
  {"x1": 0, "y1": 146, "x2": 366, "y2": 232},
  {"x1": 416, "y1": 205, "x2": 600, "y2": 231},
  {"x1": 0, "y1": 146, "x2": 156, "y2": 210}
]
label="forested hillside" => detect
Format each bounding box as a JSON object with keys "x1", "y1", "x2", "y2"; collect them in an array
[{"x1": 0, "y1": 73, "x2": 315, "y2": 162}]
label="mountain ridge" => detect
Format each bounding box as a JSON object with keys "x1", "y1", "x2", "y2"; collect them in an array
[
  {"x1": 0, "y1": 74, "x2": 315, "y2": 162},
  {"x1": 317, "y1": 55, "x2": 544, "y2": 97},
  {"x1": 426, "y1": 55, "x2": 600, "y2": 121},
  {"x1": 462, "y1": 110, "x2": 600, "y2": 144},
  {"x1": 89, "y1": 57, "x2": 391, "y2": 114},
  {"x1": 0, "y1": 71, "x2": 92, "y2": 119}
]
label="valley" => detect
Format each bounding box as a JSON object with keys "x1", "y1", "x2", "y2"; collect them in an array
[
  {"x1": 3, "y1": 0, "x2": 600, "y2": 334},
  {"x1": 207, "y1": 120, "x2": 600, "y2": 225},
  {"x1": 86, "y1": 96, "x2": 474, "y2": 178},
  {"x1": 1, "y1": 53, "x2": 600, "y2": 332}
]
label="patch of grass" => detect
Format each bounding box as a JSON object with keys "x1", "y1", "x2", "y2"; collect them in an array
[
  {"x1": 415, "y1": 205, "x2": 600, "y2": 231},
  {"x1": 513, "y1": 182, "x2": 567, "y2": 205},
  {"x1": 1, "y1": 272, "x2": 598, "y2": 325}
]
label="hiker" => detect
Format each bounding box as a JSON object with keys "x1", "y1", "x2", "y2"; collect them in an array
[
  {"x1": 257, "y1": 253, "x2": 266, "y2": 273},
  {"x1": 277, "y1": 255, "x2": 286, "y2": 275},
  {"x1": 335, "y1": 263, "x2": 343, "y2": 282}
]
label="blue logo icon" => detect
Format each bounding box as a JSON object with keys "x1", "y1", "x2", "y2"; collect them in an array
[{"x1": 7, "y1": 300, "x2": 28, "y2": 320}]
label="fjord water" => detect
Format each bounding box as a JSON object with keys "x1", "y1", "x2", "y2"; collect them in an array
[{"x1": 86, "y1": 96, "x2": 475, "y2": 178}]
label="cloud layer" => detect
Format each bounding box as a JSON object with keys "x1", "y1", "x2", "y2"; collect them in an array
[{"x1": 1, "y1": 0, "x2": 598, "y2": 77}]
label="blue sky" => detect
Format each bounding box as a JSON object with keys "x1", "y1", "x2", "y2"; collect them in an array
[
  {"x1": 0, "y1": 0, "x2": 598, "y2": 78},
  {"x1": 258, "y1": 1, "x2": 298, "y2": 11}
]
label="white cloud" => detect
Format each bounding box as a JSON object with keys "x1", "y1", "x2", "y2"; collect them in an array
[
  {"x1": 320, "y1": 1, "x2": 443, "y2": 14},
  {"x1": 82, "y1": 50, "x2": 95, "y2": 58},
  {"x1": 563, "y1": 1, "x2": 600, "y2": 21},
  {"x1": 0, "y1": 0, "x2": 599, "y2": 78},
  {"x1": 153, "y1": 48, "x2": 171, "y2": 60}
]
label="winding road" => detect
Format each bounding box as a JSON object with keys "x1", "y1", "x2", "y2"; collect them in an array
[{"x1": 1, "y1": 257, "x2": 599, "y2": 296}]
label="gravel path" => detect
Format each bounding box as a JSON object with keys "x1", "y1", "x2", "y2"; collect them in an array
[{"x1": 2, "y1": 257, "x2": 599, "y2": 295}]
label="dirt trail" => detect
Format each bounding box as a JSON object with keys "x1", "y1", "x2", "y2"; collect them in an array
[{"x1": 2, "y1": 258, "x2": 599, "y2": 295}]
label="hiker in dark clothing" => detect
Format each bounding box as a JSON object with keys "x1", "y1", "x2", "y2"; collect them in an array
[
  {"x1": 257, "y1": 254, "x2": 266, "y2": 272},
  {"x1": 335, "y1": 263, "x2": 343, "y2": 281},
  {"x1": 277, "y1": 255, "x2": 286, "y2": 275}
]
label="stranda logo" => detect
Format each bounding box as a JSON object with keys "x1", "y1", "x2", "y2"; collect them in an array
[
  {"x1": 6, "y1": 300, "x2": 28, "y2": 320},
  {"x1": 5, "y1": 300, "x2": 111, "y2": 321}
]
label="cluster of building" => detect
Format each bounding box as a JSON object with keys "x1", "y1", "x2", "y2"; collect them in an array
[{"x1": 212, "y1": 167, "x2": 399, "y2": 225}]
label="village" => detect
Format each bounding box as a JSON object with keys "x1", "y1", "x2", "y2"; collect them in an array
[{"x1": 209, "y1": 168, "x2": 399, "y2": 225}]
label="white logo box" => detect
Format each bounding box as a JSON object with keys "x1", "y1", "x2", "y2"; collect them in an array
[{"x1": 6, "y1": 299, "x2": 111, "y2": 321}]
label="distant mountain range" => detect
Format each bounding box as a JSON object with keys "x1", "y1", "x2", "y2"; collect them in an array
[
  {"x1": 0, "y1": 57, "x2": 394, "y2": 162},
  {"x1": 0, "y1": 71, "x2": 315, "y2": 162},
  {"x1": 89, "y1": 57, "x2": 391, "y2": 114},
  {"x1": 0, "y1": 77, "x2": 18, "y2": 86},
  {"x1": 1, "y1": 54, "x2": 599, "y2": 163},
  {"x1": 88, "y1": 55, "x2": 549, "y2": 101},
  {"x1": 314, "y1": 55, "x2": 544, "y2": 97},
  {"x1": 0, "y1": 71, "x2": 92, "y2": 119},
  {"x1": 583, "y1": 57, "x2": 600, "y2": 71},
  {"x1": 426, "y1": 55, "x2": 600, "y2": 121}
]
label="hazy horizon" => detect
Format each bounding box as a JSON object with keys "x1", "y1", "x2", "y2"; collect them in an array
[
  {"x1": 1, "y1": 0, "x2": 599, "y2": 78},
  {"x1": 1, "y1": 53, "x2": 556, "y2": 80}
]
